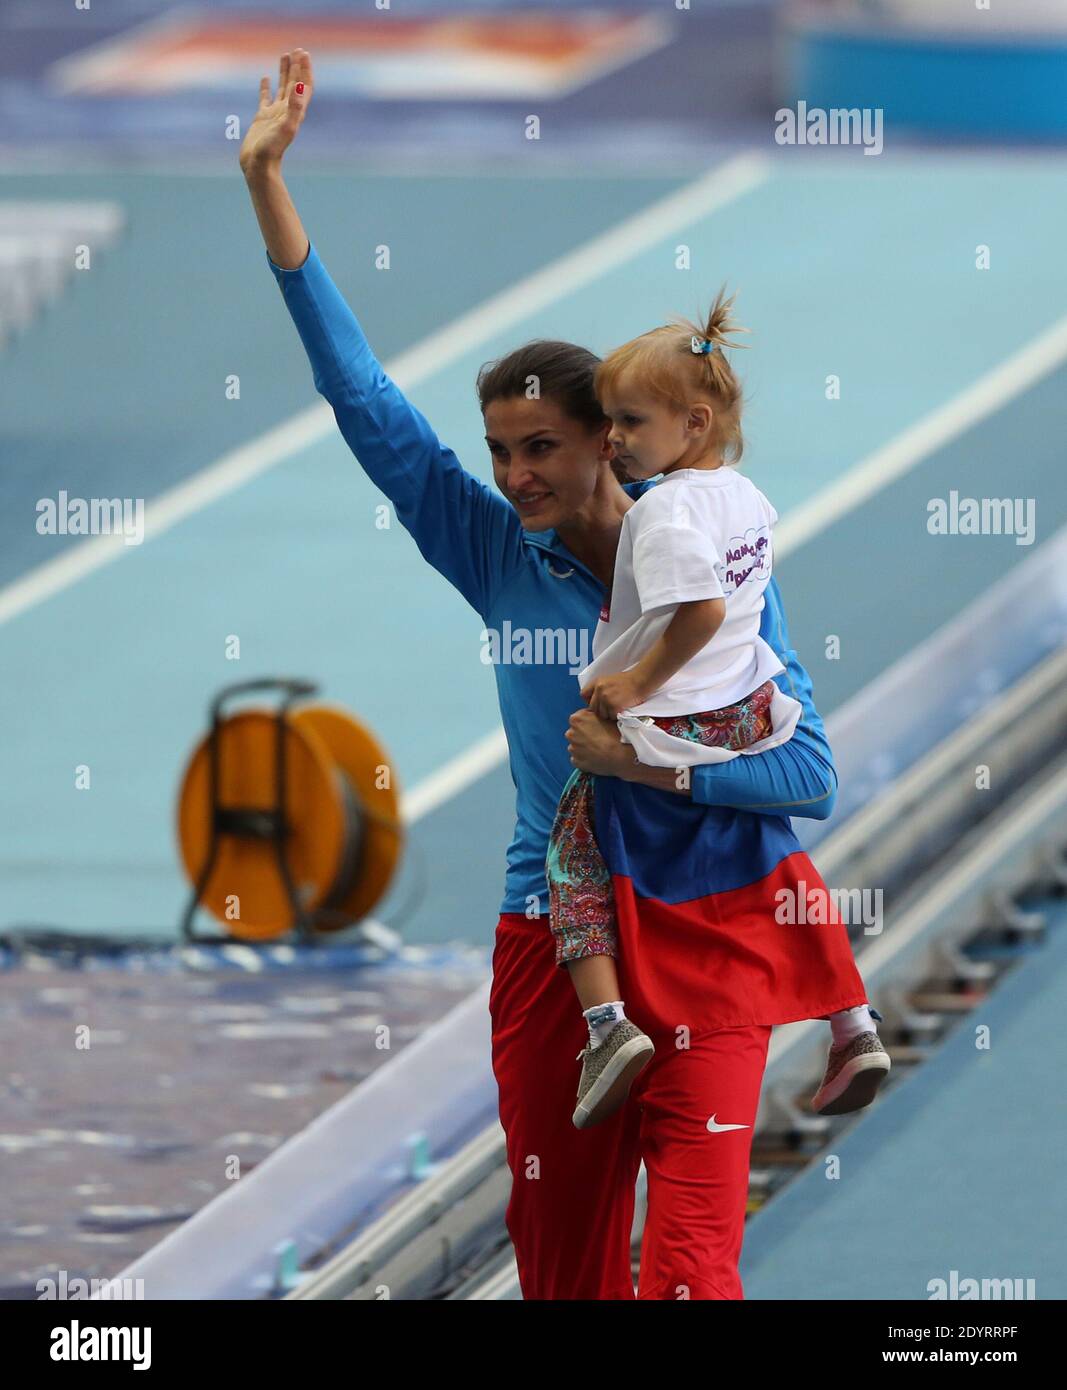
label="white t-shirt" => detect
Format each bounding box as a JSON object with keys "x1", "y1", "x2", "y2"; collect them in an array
[{"x1": 577, "y1": 466, "x2": 785, "y2": 718}]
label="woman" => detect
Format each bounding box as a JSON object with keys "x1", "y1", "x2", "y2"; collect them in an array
[{"x1": 240, "y1": 52, "x2": 865, "y2": 1300}]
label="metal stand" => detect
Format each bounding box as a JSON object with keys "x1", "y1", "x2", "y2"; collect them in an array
[{"x1": 180, "y1": 678, "x2": 319, "y2": 945}]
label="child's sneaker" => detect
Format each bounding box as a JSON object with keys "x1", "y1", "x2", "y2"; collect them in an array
[
  {"x1": 812, "y1": 1031, "x2": 891, "y2": 1115},
  {"x1": 573, "y1": 1020, "x2": 654, "y2": 1129}
]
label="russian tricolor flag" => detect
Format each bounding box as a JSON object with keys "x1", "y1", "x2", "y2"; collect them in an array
[{"x1": 594, "y1": 779, "x2": 867, "y2": 1037}]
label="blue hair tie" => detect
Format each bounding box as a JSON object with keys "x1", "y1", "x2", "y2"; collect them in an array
[{"x1": 690, "y1": 334, "x2": 715, "y2": 355}]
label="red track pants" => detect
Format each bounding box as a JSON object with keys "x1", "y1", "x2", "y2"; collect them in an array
[{"x1": 489, "y1": 911, "x2": 771, "y2": 1300}]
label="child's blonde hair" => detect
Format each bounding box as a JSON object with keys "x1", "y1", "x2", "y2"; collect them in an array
[{"x1": 595, "y1": 288, "x2": 750, "y2": 463}]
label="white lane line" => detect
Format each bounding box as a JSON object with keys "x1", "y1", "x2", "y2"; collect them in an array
[
  {"x1": 0, "y1": 406, "x2": 331, "y2": 627},
  {"x1": 775, "y1": 309, "x2": 1067, "y2": 558},
  {"x1": 378, "y1": 151, "x2": 770, "y2": 385},
  {"x1": 400, "y1": 727, "x2": 509, "y2": 824},
  {"x1": 0, "y1": 152, "x2": 770, "y2": 632}
]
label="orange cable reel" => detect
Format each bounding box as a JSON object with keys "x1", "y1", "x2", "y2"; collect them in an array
[{"x1": 177, "y1": 699, "x2": 403, "y2": 942}]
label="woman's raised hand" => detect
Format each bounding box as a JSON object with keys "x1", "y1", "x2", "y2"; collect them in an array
[{"x1": 239, "y1": 48, "x2": 313, "y2": 174}]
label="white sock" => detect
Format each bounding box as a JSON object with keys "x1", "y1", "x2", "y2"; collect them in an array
[
  {"x1": 829, "y1": 1004, "x2": 879, "y2": 1047},
  {"x1": 583, "y1": 1001, "x2": 626, "y2": 1049}
]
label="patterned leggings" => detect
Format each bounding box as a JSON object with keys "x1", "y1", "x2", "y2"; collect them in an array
[{"x1": 545, "y1": 680, "x2": 776, "y2": 967}]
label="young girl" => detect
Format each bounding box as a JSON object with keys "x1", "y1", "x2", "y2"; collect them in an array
[{"x1": 545, "y1": 293, "x2": 889, "y2": 1129}]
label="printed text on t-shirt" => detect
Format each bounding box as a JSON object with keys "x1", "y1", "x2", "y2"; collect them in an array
[{"x1": 722, "y1": 528, "x2": 771, "y2": 593}]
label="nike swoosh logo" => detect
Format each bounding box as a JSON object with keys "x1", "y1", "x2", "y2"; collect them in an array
[
  {"x1": 706, "y1": 1114, "x2": 750, "y2": 1133},
  {"x1": 546, "y1": 563, "x2": 575, "y2": 579}
]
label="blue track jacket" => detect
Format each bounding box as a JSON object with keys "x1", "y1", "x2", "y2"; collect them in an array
[{"x1": 268, "y1": 244, "x2": 838, "y2": 914}]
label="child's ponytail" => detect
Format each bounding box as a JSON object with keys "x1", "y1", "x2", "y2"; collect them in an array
[
  {"x1": 596, "y1": 287, "x2": 751, "y2": 465},
  {"x1": 675, "y1": 286, "x2": 749, "y2": 463}
]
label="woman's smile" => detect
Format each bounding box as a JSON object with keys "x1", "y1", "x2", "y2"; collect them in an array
[{"x1": 513, "y1": 490, "x2": 554, "y2": 516}]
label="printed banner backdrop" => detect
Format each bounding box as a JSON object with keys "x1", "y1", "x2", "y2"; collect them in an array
[
  {"x1": 48, "y1": 11, "x2": 673, "y2": 100},
  {"x1": 0, "y1": 0, "x2": 775, "y2": 167}
]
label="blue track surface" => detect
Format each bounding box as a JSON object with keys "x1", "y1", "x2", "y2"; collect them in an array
[
  {"x1": 743, "y1": 899, "x2": 1067, "y2": 1300},
  {"x1": 2, "y1": 156, "x2": 1066, "y2": 938},
  {"x1": 4, "y1": 155, "x2": 1067, "y2": 939}
]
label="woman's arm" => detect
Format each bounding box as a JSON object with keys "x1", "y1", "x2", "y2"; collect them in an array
[
  {"x1": 689, "y1": 576, "x2": 838, "y2": 819},
  {"x1": 240, "y1": 50, "x2": 312, "y2": 267},
  {"x1": 244, "y1": 164, "x2": 310, "y2": 271},
  {"x1": 566, "y1": 578, "x2": 838, "y2": 821},
  {"x1": 239, "y1": 49, "x2": 521, "y2": 618}
]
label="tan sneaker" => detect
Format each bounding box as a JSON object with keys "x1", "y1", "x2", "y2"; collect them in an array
[
  {"x1": 573, "y1": 1020, "x2": 655, "y2": 1130},
  {"x1": 812, "y1": 1031, "x2": 891, "y2": 1115}
]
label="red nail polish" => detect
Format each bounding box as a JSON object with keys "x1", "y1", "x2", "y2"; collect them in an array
[{"x1": 295, "y1": 82, "x2": 305, "y2": 94}]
